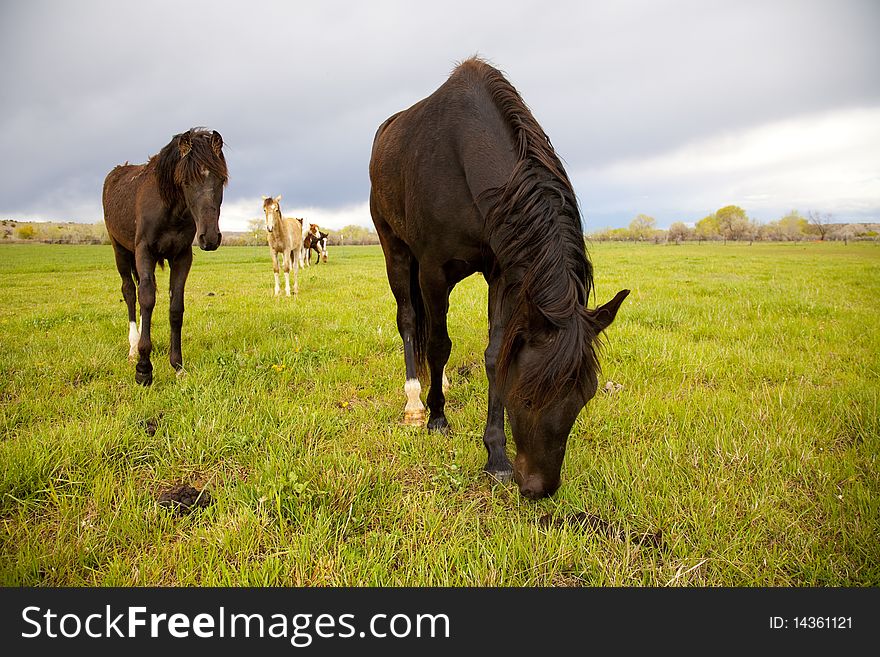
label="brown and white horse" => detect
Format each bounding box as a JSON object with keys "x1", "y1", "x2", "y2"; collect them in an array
[
  {"x1": 298, "y1": 221, "x2": 320, "y2": 267},
  {"x1": 303, "y1": 224, "x2": 329, "y2": 264},
  {"x1": 262, "y1": 195, "x2": 302, "y2": 296}
]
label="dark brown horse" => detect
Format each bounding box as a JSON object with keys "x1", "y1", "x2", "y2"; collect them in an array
[
  {"x1": 103, "y1": 128, "x2": 228, "y2": 385},
  {"x1": 369, "y1": 58, "x2": 629, "y2": 499}
]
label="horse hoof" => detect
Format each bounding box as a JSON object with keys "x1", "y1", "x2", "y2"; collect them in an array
[
  {"x1": 135, "y1": 372, "x2": 153, "y2": 387},
  {"x1": 427, "y1": 416, "x2": 450, "y2": 434},
  {"x1": 128, "y1": 353, "x2": 138, "y2": 363},
  {"x1": 485, "y1": 469, "x2": 514, "y2": 483},
  {"x1": 402, "y1": 410, "x2": 426, "y2": 426},
  {"x1": 175, "y1": 368, "x2": 188, "y2": 379}
]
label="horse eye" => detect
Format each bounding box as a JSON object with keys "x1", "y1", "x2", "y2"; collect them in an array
[{"x1": 523, "y1": 399, "x2": 533, "y2": 409}]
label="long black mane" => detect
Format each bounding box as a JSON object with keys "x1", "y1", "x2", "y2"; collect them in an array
[
  {"x1": 151, "y1": 127, "x2": 228, "y2": 208},
  {"x1": 464, "y1": 58, "x2": 600, "y2": 408}
]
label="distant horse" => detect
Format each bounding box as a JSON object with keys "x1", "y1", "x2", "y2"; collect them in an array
[
  {"x1": 369, "y1": 58, "x2": 629, "y2": 499},
  {"x1": 304, "y1": 225, "x2": 329, "y2": 264},
  {"x1": 103, "y1": 127, "x2": 227, "y2": 386},
  {"x1": 262, "y1": 196, "x2": 302, "y2": 296},
  {"x1": 299, "y1": 221, "x2": 320, "y2": 267}
]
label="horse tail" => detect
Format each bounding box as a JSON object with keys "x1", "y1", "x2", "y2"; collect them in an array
[{"x1": 410, "y1": 256, "x2": 429, "y2": 379}]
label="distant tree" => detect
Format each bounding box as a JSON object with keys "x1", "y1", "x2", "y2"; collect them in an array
[
  {"x1": 807, "y1": 210, "x2": 833, "y2": 241},
  {"x1": 694, "y1": 214, "x2": 720, "y2": 243},
  {"x1": 714, "y1": 205, "x2": 752, "y2": 242},
  {"x1": 246, "y1": 217, "x2": 266, "y2": 245},
  {"x1": 667, "y1": 221, "x2": 691, "y2": 244},
  {"x1": 334, "y1": 224, "x2": 380, "y2": 245},
  {"x1": 628, "y1": 214, "x2": 656, "y2": 241},
  {"x1": 14, "y1": 224, "x2": 35, "y2": 240},
  {"x1": 590, "y1": 226, "x2": 631, "y2": 241},
  {"x1": 758, "y1": 221, "x2": 783, "y2": 242},
  {"x1": 832, "y1": 223, "x2": 859, "y2": 245},
  {"x1": 778, "y1": 210, "x2": 808, "y2": 241},
  {"x1": 95, "y1": 221, "x2": 110, "y2": 245}
]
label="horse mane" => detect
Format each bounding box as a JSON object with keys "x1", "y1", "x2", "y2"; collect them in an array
[
  {"x1": 460, "y1": 57, "x2": 600, "y2": 409},
  {"x1": 150, "y1": 127, "x2": 228, "y2": 208}
]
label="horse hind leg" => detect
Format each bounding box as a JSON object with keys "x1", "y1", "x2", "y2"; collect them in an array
[
  {"x1": 282, "y1": 250, "x2": 292, "y2": 297},
  {"x1": 290, "y1": 248, "x2": 299, "y2": 295},
  {"x1": 419, "y1": 269, "x2": 452, "y2": 434},
  {"x1": 375, "y1": 215, "x2": 426, "y2": 426},
  {"x1": 112, "y1": 243, "x2": 139, "y2": 361}
]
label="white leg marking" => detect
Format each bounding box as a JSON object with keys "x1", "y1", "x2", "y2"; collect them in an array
[
  {"x1": 442, "y1": 367, "x2": 449, "y2": 394},
  {"x1": 274, "y1": 272, "x2": 280, "y2": 296},
  {"x1": 404, "y1": 378, "x2": 425, "y2": 414},
  {"x1": 284, "y1": 271, "x2": 291, "y2": 297},
  {"x1": 128, "y1": 321, "x2": 140, "y2": 359}
]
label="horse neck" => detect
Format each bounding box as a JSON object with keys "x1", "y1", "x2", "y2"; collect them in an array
[
  {"x1": 270, "y1": 210, "x2": 289, "y2": 243},
  {"x1": 490, "y1": 214, "x2": 592, "y2": 339}
]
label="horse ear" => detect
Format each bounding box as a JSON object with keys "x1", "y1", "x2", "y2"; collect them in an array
[
  {"x1": 262, "y1": 195, "x2": 268, "y2": 200},
  {"x1": 274, "y1": 195, "x2": 282, "y2": 202},
  {"x1": 591, "y1": 289, "x2": 630, "y2": 333},
  {"x1": 178, "y1": 131, "x2": 193, "y2": 157},
  {"x1": 211, "y1": 130, "x2": 223, "y2": 156}
]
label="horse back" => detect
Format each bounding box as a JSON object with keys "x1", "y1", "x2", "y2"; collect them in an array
[
  {"x1": 369, "y1": 69, "x2": 518, "y2": 259},
  {"x1": 102, "y1": 163, "x2": 146, "y2": 252}
]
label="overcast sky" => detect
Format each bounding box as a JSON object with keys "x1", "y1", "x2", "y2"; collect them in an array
[{"x1": 1, "y1": 0, "x2": 878, "y2": 232}]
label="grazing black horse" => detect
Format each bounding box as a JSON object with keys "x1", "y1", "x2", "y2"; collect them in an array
[
  {"x1": 369, "y1": 58, "x2": 629, "y2": 499},
  {"x1": 102, "y1": 128, "x2": 228, "y2": 385}
]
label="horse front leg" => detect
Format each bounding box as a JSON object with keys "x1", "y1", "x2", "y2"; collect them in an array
[
  {"x1": 483, "y1": 279, "x2": 513, "y2": 480},
  {"x1": 168, "y1": 248, "x2": 192, "y2": 376},
  {"x1": 134, "y1": 249, "x2": 157, "y2": 386},
  {"x1": 420, "y1": 270, "x2": 452, "y2": 434},
  {"x1": 271, "y1": 248, "x2": 281, "y2": 296}
]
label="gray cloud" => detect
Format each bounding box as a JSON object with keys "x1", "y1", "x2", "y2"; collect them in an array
[{"x1": 1, "y1": 0, "x2": 878, "y2": 229}]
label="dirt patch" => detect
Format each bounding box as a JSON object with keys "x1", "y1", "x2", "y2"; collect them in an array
[
  {"x1": 139, "y1": 414, "x2": 163, "y2": 437},
  {"x1": 539, "y1": 512, "x2": 667, "y2": 552},
  {"x1": 456, "y1": 362, "x2": 480, "y2": 379},
  {"x1": 157, "y1": 485, "x2": 213, "y2": 515}
]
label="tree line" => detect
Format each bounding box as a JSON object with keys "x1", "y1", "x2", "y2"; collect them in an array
[
  {"x1": 1, "y1": 219, "x2": 109, "y2": 244},
  {"x1": 5, "y1": 210, "x2": 877, "y2": 247},
  {"x1": 1, "y1": 219, "x2": 382, "y2": 247},
  {"x1": 590, "y1": 207, "x2": 878, "y2": 244}
]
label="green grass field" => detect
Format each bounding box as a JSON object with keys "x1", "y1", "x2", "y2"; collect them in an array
[{"x1": 1, "y1": 241, "x2": 878, "y2": 586}]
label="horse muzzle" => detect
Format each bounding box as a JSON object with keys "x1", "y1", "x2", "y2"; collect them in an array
[{"x1": 198, "y1": 232, "x2": 222, "y2": 251}]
